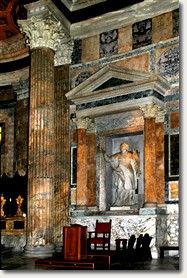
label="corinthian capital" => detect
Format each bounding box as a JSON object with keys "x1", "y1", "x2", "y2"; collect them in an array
[
  {"x1": 155, "y1": 109, "x2": 166, "y2": 123},
  {"x1": 139, "y1": 103, "x2": 161, "y2": 118},
  {"x1": 18, "y1": 16, "x2": 66, "y2": 51},
  {"x1": 54, "y1": 39, "x2": 74, "y2": 66},
  {"x1": 72, "y1": 118, "x2": 92, "y2": 129}
]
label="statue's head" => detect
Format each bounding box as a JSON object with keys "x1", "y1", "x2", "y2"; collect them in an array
[{"x1": 120, "y1": 142, "x2": 129, "y2": 152}]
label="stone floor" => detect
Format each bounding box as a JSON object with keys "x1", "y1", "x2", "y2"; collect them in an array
[{"x1": 0, "y1": 251, "x2": 180, "y2": 272}]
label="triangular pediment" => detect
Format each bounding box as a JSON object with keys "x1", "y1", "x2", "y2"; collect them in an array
[{"x1": 66, "y1": 65, "x2": 170, "y2": 105}]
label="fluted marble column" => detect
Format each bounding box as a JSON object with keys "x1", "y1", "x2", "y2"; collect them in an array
[
  {"x1": 53, "y1": 65, "x2": 70, "y2": 250},
  {"x1": 140, "y1": 103, "x2": 164, "y2": 208},
  {"x1": 18, "y1": 15, "x2": 68, "y2": 257},
  {"x1": 73, "y1": 117, "x2": 92, "y2": 209}
]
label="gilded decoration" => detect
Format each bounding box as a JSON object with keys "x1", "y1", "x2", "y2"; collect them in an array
[
  {"x1": 15, "y1": 195, "x2": 24, "y2": 217},
  {"x1": 1, "y1": 193, "x2": 6, "y2": 217}
]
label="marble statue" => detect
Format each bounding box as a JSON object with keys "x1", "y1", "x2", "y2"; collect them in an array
[{"x1": 102, "y1": 142, "x2": 141, "y2": 206}]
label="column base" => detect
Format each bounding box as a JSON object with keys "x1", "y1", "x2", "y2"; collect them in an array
[
  {"x1": 139, "y1": 203, "x2": 158, "y2": 215},
  {"x1": 54, "y1": 242, "x2": 63, "y2": 253},
  {"x1": 23, "y1": 244, "x2": 55, "y2": 258},
  {"x1": 76, "y1": 205, "x2": 88, "y2": 210},
  {"x1": 143, "y1": 202, "x2": 157, "y2": 208}
]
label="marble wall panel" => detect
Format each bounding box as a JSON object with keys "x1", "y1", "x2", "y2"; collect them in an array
[
  {"x1": 169, "y1": 111, "x2": 179, "y2": 129},
  {"x1": 172, "y1": 9, "x2": 179, "y2": 38},
  {"x1": 70, "y1": 187, "x2": 77, "y2": 205},
  {"x1": 112, "y1": 53, "x2": 149, "y2": 72},
  {"x1": 118, "y1": 25, "x2": 132, "y2": 54},
  {"x1": 70, "y1": 65, "x2": 99, "y2": 89},
  {"x1": 132, "y1": 19, "x2": 152, "y2": 49},
  {"x1": 71, "y1": 39, "x2": 82, "y2": 65},
  {"x1": 82, "y1": 35, "x2": 100, "y2": 62},
  {"x1": 152, "y1": 12, "x2": 173, "y2": 44},
  {"x1": 156, "y1": 44, "x2": 179, "y2": 80},
  {"x1": 168, "y1": 181, "x2": 179, "y2": 201},
  {"x1": 169, "y1": 133, "x2": 179, "y2": 177},
  {"x1": 157, "y1": 206, "x2": 179, "y2": 248},
  {"x1": 100, "y1": 29, "x2": 118, "y2": 58}
]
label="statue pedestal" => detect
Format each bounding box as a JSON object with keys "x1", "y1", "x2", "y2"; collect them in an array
[{"x1": 110, "y1": 206, "x2": 131, "y2": 211}]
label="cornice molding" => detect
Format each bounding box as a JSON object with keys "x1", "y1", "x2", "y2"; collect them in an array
[
  {"x1": 75, "y1": 96, "x2": 164, "y2": 118},
  {"x1": 66, "y1": 65, "x2": 171, "y2": 105},
  {"x1": 61, "y1": 0, "x2": 107, "y2": 11},
  {"x1": 23, "y1": 0, "x2": 71, "y2": 35},
  {"x1": 70, "y1": 0, "x2": 179, "y2": 39}
]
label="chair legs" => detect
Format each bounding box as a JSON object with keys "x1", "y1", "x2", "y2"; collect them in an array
[{"x1": 88, "y1": 243, "x2": 110, "y2": 251}]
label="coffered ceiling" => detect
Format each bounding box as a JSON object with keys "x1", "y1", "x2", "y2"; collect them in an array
[{"x1": 0, "y1": 0, "x2": 27, "y2": 40}]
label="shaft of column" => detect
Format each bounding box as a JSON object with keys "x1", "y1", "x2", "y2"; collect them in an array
[
  {"x1": 53, "y1": 65, "x2": 70, "y2": 250},
  {"x1": 155, "y1": 122, "x2": 165, "y2": 204},
  {"x1": 24, "y1": 48, "x2": 55, "y2": 257},
  {"x1": 87, "y1": 128, "x2": 96, "y2": 207},
  {"x1": 144, "y1": 117, "x2": 157, "y2": 207},
  {"x1": 76, "y1": 128, "x2": 87, "y2": 208}
]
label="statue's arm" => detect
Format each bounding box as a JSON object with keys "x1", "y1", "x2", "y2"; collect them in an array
[{"x1": 101, "y1": 148, "x2": 114, "y2": 163}]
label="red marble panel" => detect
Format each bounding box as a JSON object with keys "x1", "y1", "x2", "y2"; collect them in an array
[
  {"x1": 113, "y1": 53, "x2": 149, "y2": 72},
  {"x1": 152, "y1": 12, "x2": 173, "y2": 44},
  {"x1": 82, "y1": 34, "x2": 100, "y2": 62},
  {"x1": 170, "y1": 111, "x2": 179, "y2": 129},
  {"x1": 118, "y1": 25, "x2": 132, "y2": 53}
]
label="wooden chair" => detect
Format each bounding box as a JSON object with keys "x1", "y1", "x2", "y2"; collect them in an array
[
  {"x1": 141, "y1": 233, "x2": 152, "y2": 260},
  {"x1": 88, "y1": 220, "x2": 112, "y2": 251},
  {"x1": 126, "y1": 234, "x2": 136, "y2": 260}
]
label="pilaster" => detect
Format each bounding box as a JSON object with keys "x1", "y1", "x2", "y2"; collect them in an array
[
  {"x1": 87, "y1": 122, "x2": 97, "y2": 207},
  {"x1": 73, "y1": 118, "x2": 92, "y2": 209},
  {"x1": 140, "y1": 103, "x2": 162, "y2": 209},
  {"x1": 155, "y1": 110, "x2": 165, "y2": 204}
]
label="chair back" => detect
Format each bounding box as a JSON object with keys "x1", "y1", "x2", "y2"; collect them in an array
[{"x1": 95, "y1": 219, "x2": 112, "y2": 234}]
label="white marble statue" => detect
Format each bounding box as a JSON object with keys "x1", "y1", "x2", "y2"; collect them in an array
[{"x1": 102, "y1": 142, "x2": 141, "y2": 206}]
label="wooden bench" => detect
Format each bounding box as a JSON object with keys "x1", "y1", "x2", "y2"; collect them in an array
[{"x1": 160, "y1": 245, "x2": 179, "y2": 258}]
